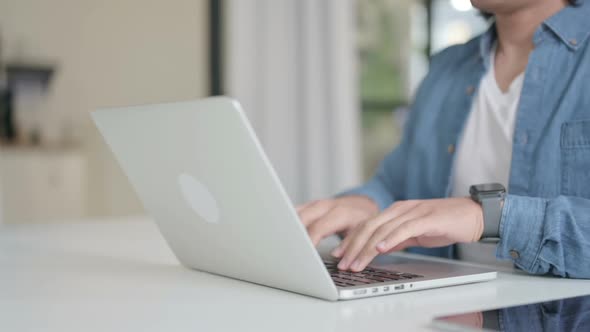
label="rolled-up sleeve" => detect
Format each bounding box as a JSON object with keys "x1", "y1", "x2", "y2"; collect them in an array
[{"x1": 497, "y1": 194, "x2": 590, "y2": 278}]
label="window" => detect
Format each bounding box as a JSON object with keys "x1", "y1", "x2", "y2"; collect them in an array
[{"x1": 358, "y1": 0, "x2": 488, "y2": 180}]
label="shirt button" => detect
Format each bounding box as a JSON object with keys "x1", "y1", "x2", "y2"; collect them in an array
[
  {"x1": 509, "y1": 250, "x2": 520, "y2": 260},
  {"x1": 569, "y1": 38, "x2": 578, "y2": 46},
  {"x1": 466, "y1": 85, "x2": 475, "y2": 96},
  {"x1": 447, "y1": 144, "x2": 455, "y2": 154},
  {"x1": 520, "y1": 133, "x2": 528, "y2": 145}
]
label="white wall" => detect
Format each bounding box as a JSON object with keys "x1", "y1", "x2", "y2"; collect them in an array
[{"x1": 0, "y1": 0, "x2": 209, "y2": 218}]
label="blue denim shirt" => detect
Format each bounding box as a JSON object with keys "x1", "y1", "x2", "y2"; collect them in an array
[
  {"x1": 499, "y1": 295, "x2": 590, "y2": 331},
  {"x1": 346, "y1": 1, "x2": 590, "y2": 278}
]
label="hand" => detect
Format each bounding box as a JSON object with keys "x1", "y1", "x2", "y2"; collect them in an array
[
  {"x1": 297, "y1": 196, "x2": 379, "y2": 246},
  {"x1": 331, "y1": 197, "x2": 484, "y2": 271},
  {"x1": 439, "y1": 312, "x2": 484, "y2": 328}
]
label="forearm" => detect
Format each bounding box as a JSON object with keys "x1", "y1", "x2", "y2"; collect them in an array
[
  {"x1": 498, "y1": 194, "x2": 590, "y2": 278},
  {"x1": 339, "y1": 176, "x2": 396, "y2": 211}
]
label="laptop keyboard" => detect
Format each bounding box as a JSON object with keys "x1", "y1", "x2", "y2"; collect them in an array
[{"x1": 323, "y1": 260, "x2": 423, "y2": 288}]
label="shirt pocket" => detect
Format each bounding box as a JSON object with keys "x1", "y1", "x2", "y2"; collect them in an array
[{"x1": 561, "y1": 120, "x2": 590, "y2": 198}]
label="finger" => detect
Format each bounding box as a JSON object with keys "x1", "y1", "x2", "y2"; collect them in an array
[
  {"x1": 331, "y1": 200, "x2": 419, "y2": 260},
  {"x1": 296, "y1": 201, "x2": 315, "y2": 213},
  {"x1": 330, "y1": 223, "x2": 359, "y2": 258},
  {"x1": 346, "y1": 207, "x2": 428, "y2": 272},
  {"x1": 348, "y1": 215, "x2": 419, "y2": 271},
  {"x1": 382, "y1": 238, "x2": 419, "y2": 253},
  {"x1": 336, "y1": 201, "x2": 421, "y2": 270},
  {"x1": 298, "y1": 200, "x2": 335, "y2": 227},
  {"x1": 376, "y1": 219, "x2": 427, "y2": 253},
  {"x1": 307, "y1": 207, "x2": 355, "y2": 246},
  {"x1": 335, "y1": 221, "x2": 383, "y2": 270}
]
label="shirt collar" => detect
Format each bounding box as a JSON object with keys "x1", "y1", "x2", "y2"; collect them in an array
[
  {"x1": 542, "y1": 0, "x2": 590, "y2": 50},
  {"x1": 479, "y1": 0, "x2": 590, "y2": 63}
]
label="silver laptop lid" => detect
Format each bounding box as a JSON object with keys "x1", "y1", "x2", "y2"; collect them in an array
[{"x1": 92, "y1": 97, "x2": 338, "y2": 300}]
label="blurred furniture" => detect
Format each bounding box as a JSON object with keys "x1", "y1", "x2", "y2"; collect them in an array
[
  {"x1": 3, "y1": 63, "x2": 56, "y2": 145},
  {"x1": 0, "y1": 147, "x2": 86, "y2": 223},
  {"x1": 0, "y1": 88, "x2": 15, "y2": 142},
  {"x1": 2, "y1": 217, "x2": 590, "y2": 331}
]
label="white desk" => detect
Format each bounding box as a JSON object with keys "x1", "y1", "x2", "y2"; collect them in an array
[{"x1": 2, "y1": 217, "x2": 590, "y2": 332}]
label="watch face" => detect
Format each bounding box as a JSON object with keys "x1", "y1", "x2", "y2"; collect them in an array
[{"x1": 472, "y1": 183, "x2": 506, "y2": 194}]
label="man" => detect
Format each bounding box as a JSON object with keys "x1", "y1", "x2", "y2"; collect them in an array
[{"x1": 297, "y1": 0, "x2": 590, "y2": 278}]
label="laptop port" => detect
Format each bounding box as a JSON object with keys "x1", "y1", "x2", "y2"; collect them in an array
[
  {"x1": 372, "y1": 288, "x2": 379, "y2": 294},
  {"x1": 394, "y1": 284, "x2": 405, "y2": 291},
  {"x1": 383, "y1": 286, "x2": 390, "y2": 292},
  {"x1": 353, "y1": 289, "x2": 367, "y2": 295}
]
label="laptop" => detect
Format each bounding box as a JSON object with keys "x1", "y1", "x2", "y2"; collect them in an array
[{"x1": 92, "y1": 97, "x2": 497, "y2": 301}]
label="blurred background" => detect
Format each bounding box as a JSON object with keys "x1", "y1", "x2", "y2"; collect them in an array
[{"x1": 0, "y1": 0, "x2": 487, "y2": 224}]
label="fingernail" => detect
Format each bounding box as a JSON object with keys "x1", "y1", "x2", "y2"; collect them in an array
[
  {"x1": 331, "y1": 247, "x2": 343, "y2": 257},
  {"x1": 350, "y1": 260, "x2": 361, "y2": 271},
  {"x1": 338, "y1": 259, "x2": 348, "y2": 270},
  {"x1": 377, "y1": 241, "x2": 387, "y2": 251}
]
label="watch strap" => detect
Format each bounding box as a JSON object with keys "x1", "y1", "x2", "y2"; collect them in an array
[{"x1": 481, "y1": 195, "x2": 503, "y2": 238}]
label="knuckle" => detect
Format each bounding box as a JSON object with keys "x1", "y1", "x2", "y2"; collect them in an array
[
  {"x1": 366, "y1": 217, "x2": 386, "y2": 233},
  {"x1": 375, "y1": 222, "x2": 392, "y2": 235},
  {"x1": 359, "y1": 221, "x2": 377, "y2": 235},
  {"x1": 307, "y1": 223, "x2": 324, "y2": 236},
  {"x1": 387, "y1": 226, "x2": 404, "y2": 240},
  {"x1": 412, "y1": 203, "x2": 430, "y2": 214},
  {"x1": 413, "y1": 215, "x2": 430, "y2": 227},
  {"x1": 323, "y1": 198, "x2": 337, "y2": 207},
  {"x1": 350, "y1": 209, "x2": 368, "y2": 222},
  {"x1": 308, "y1": 199, "x2": 323, "y2": 207},
  {"x1": 398, "y1": 200, "x2": 414, "y2": 207},
  {"x1": 387, "y1": 200, "x2": 416, "y2": 213},
  {"x1": 399, "y1": 222, "x2": 416, "y2": 236},
  {"x1": 392, "y1": 200, "x2": 406, "y2": 208},
  {"x1": 347, "y1": 236, "x2": 364, "y2": 250},
  {"x1": 359, "y1": 250, "x2": 377, "y2": 263},
  {"x1": 345, "y1": 226, "x2": 361, "y2": 239},
  {"x1": 361, "y1": 244, "x2": 376, "y2": 256},
  {"x1": 313, "y1": 199, "x2": 332, "y2": 211},
  {"x1": 387, "y1": 201, "x2": 404, "y2": 212},
  {"x1": 330, "y1": 205, "x2": 348, "y2": 218},
  {"x1": 410, "y1": 206, "x2": 426, "y2": 216}
]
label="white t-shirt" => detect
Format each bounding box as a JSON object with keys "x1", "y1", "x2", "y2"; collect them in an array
[{"x1": 451, "y1": 46, "x2": 524, "y2": 267}]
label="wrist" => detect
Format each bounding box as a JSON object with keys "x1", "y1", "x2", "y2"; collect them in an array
[{"x1": 471, "y1": 198, "x2": 485, "y2": 241}]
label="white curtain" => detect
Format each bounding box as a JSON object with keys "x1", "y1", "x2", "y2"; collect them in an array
[{"x1": 225, "y1": 0, "x2": 362, "y2": 204}]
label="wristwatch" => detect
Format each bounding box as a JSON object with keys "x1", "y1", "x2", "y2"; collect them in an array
[{"x1": 469, "y1": 183, "x2": 506, "y2": 239}]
